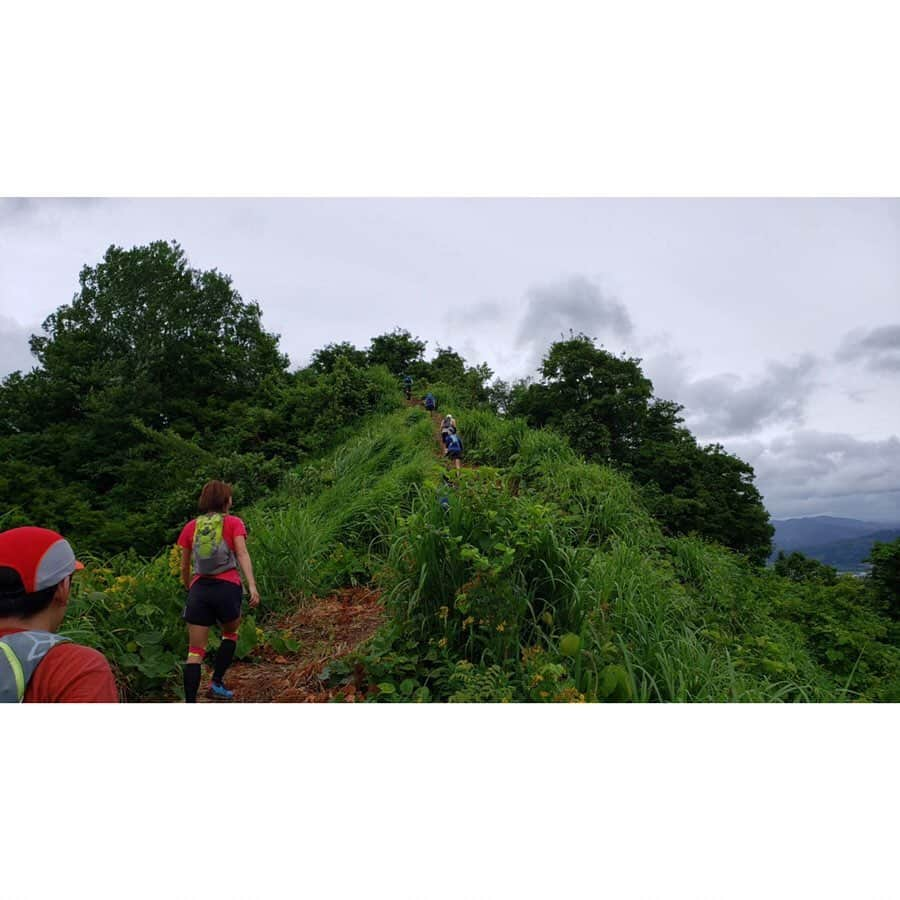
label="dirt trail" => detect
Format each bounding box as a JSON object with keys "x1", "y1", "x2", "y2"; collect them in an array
[
  {"x1": 202, "y1": 587, "x2": 384, "y2": 702},
  {"x1": 207, "y1": 397, "x2": 458, "y2": 703}
]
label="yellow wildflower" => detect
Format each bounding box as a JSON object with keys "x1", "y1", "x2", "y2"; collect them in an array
[
  {"x1": 168, "y1": 545, "x2": 183, "y2": 578},
  {"x1": 438, "y1": 637, "x2": 448, "y2": 648},
  {"x1": 438, "y1": 606, "x2": 449, "y2": 620},
  {"x1": 496, "y1": 622, "x2": 505, "y2": 633}
]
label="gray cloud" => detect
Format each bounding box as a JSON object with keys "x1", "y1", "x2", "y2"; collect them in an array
[
  {"x1": 0, "y1": 198, "x2": 34, "y2": 221},
  {"x1": 513, "y1": 276, "x2": 634, "y2": 373},
  {"x1": 727, "y1": 431, "x2": 900, "y2": 521},
  {"x1": 0, "y1": 316, "x2": 38, "y2": 376},
  {"x1": 461, "y1": 299, "x2": 505, "y2": 322},
  {"x1": 465, "y1": 273, "x2": 824, "y2": 439},
  {"x1": 0, "y1": 197, "x2": 102, "y2": 230},
  {"x1": 644, "y1": 351, "x2": 821, "y2": 440},
  {"x1": 836, "y1": 324, "x2": 900, "y2": 373}
]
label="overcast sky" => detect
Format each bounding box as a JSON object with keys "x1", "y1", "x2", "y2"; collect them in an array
[{"x1": 1, "y1": 198, "x2": 898, "y2": 522}]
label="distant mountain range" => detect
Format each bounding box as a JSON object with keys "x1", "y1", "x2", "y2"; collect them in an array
[{"x1": 770, "y1": 516, "x2": 900, "y2": 571}]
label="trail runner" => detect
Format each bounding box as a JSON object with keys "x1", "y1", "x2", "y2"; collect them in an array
[{"x1": 177, "y1": 480, "x2": 260, "y2": 701}]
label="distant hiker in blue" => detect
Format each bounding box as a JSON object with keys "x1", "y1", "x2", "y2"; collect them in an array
[
  {"x1": 444, "y1": 430, "x2": 463, "y2": 471},
  {"x1": 424, "y1": 392, "x2": 436, "y2": 412},
  {"x1": 402, "y1": 374, "x2": 413, "y2": 400}
]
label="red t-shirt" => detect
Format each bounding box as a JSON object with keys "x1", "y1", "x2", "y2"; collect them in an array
[
  {"x1": 177, "y1": 515, "x2": 247, "y2": 589},
  {"x1": 0, "y1": 627, "x2": 119, "y2": 703}
]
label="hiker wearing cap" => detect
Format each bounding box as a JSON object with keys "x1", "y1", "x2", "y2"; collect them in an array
[
  {"x1": 0, "y1": 527, "x2": 119, "y2": 702},
  {"x1": 177, "y1": 480, "x2": 260, "y2": 702}
]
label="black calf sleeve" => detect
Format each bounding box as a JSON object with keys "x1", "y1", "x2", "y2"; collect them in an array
[
  {"x1": 184, "y1": 663, "x2": 201, "y2": 702},
  {"x1": 213, "y1": 639, "x2": 237, "y2": 685}
]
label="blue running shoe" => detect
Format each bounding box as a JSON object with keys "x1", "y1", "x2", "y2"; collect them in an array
[{"x1": 207, "y1": 681, "x2": 234, "y2": 700}]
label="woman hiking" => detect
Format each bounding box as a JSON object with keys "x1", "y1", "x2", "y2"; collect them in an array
[{"x1": 177, "y1": 480, "x2": 260, "y2": 701}]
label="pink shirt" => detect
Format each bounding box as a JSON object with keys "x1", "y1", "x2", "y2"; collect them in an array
[{"x1": 177, "y1": 514, "x2": 247, "y2": 588}]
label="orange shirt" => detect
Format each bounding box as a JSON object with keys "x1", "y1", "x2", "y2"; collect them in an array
[{"x1": 0, "y1": 628, "x2": 119, "y2": 702}]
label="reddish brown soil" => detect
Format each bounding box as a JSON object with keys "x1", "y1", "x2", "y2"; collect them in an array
[{"x1": 204, "y1": 587, "x2": 384, "y2": 703}]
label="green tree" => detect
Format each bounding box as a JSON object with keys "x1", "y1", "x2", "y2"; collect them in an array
[
  {"x1": 366, "y1": 328, "x2": 426, "y2": 376},
  {"x1": 26, "y1": 240, "x2": 288, "y2": 434},
  {"x1": 309, "y1": 341, "x2": 368, "y2": 374},
  {"x1": 512, "y1": 336, "x2": 653, "y2": 462},
  {"x1": 773, "y1": 550, "x2": 839, "y2": 585},
  {"x1": 0, "y1": 241, "x2": 290, "y2": 552},
  {"x1": 865, "y1": 538, "x2": 900, "y2": 619},
  {"x1": 427, "y1": 345, "x2": 494, "y2": 406},
  {"x1": 510, "y1": 335, "x2": 773, "y2": 563},
  {"x1": 429, "y1": 346, "x2": 467, "y2": 383}
]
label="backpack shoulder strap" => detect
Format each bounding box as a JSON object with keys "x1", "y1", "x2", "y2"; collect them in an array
[{"x1": 0, "y1": 631, "x2": 71, "y2": 703}]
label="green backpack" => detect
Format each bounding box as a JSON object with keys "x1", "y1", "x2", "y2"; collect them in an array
[{"x1": 192, "y1": 513, "x2": 237, "y2": 576}]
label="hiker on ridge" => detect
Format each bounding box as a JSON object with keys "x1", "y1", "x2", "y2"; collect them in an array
[
  {"x1": 177, "y1": 480, "x2": 260, "y2": 702},
  {"x1": 0, "y1": 526, "x2": 119, "y2": 702},
  {"x1": 402, "y1": 374, "x2": 413, "y2": 400},
  {"x1": 444, "y1": 429, "x2": 464, "y2": 472},
  {"x1": 424, "y1": 392, "x2": 436, "y2": 412},
  {"x1": 440, "y1": 413, "x2": 457, "y2": 444}
]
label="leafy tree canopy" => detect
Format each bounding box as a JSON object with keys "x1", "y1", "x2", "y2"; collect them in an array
[
  {"x1": 866, "y1": 538, "x2": 900, "y2": 619},
  {"x1": 309, "y1": 341, "x2": 368, "y2": 375},
  {"x1": 509, "y1": 334, "x2": 773, "y2": 563},
  {"x1": 774, "y1": 550, "x2": 839, "y2": 585},
  {"x1": 366, "y1": 328, "x2": 426, "y2": 376},
  {"x1": 23, "y1": 240, "x2": 288, "y2": 434}
]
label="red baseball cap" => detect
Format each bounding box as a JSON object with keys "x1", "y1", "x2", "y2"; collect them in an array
[{"x1": 0, "y1": 527, "x2": 84, "y2": 595}]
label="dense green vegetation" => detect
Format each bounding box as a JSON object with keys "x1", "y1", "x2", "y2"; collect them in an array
[
  {"x1": 3, "y1": 240, "x2": 898, "y2": 701},
  {"x1": 505, "y1": 335, "x2": 774, "y2": 563}
]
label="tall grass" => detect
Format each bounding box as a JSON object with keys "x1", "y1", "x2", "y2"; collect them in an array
[{"x1": 245, "y1": 407, "x2": 435, "y2": 608}]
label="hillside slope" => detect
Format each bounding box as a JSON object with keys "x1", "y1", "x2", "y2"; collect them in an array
[{"x1": 65, "y1": 393, "x2": 900, "y2": 702}]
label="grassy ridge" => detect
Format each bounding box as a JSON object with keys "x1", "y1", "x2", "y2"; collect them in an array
[{"x1": 62, "y1": 387, "x2": 900, "y2": 701}]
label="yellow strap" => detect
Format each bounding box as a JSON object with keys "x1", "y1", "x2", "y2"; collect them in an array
[{"x1": 0, "y1": 640, "x2": 26, "y2": 702}]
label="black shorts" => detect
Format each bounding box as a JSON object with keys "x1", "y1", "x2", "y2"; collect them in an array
[
  {"x1": 183, "y1": 579, "x2": 243, "y2": 627},
  {"x1": 447, "y1": 450, "x2": 462, "y2": 460}
]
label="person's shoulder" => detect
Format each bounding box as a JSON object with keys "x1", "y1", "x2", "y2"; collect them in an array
[
  {"x1": 177, "y1": 518, "x2": 196, "y2": 545},
  {"x1": 48, "y1": 641, "x2": 112, "y2": 671},
  {"x1": 225, "y1": 515, "x2": 247, "y2": 535},
  {"x1": 30, "y1": 641, "x2": 119, "y2": 702}
]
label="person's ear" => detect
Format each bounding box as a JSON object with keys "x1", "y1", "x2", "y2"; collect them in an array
[{"x1": 53, "y1": 575, "x2": 72, "y2": 608}]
